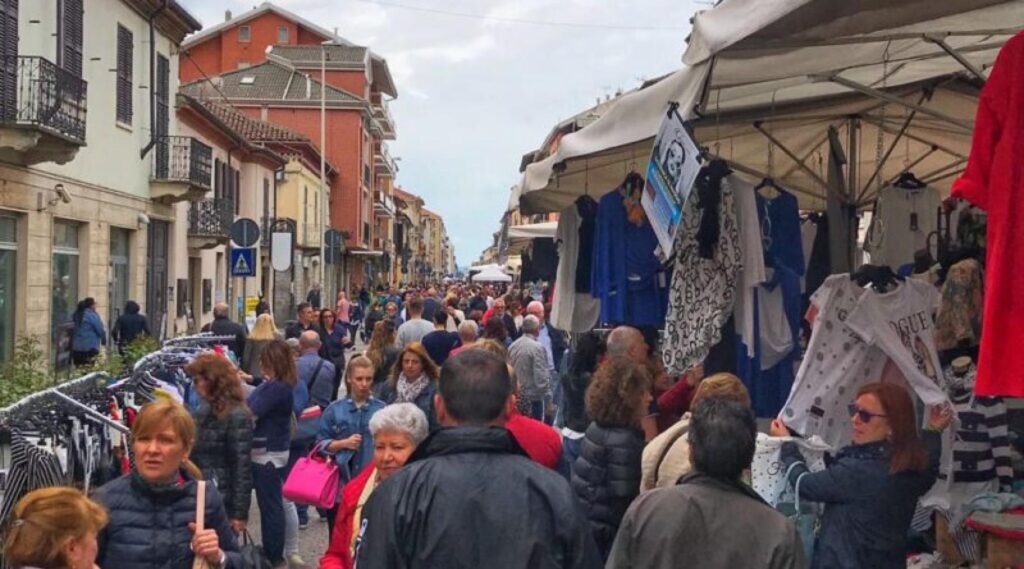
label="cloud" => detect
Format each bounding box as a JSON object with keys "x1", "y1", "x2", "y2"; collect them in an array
[{"x1": 402, "y1": 34, "x2": 497, "y2": 65}]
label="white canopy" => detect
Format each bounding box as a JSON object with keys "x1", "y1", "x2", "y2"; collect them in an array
[
  {"x1": 472, "y1": 268, "x2": 513, "y2": 283},
  {"x1": 505, "y1": 221, "x2": 558, "y2": 256},
  {"x1": 512, "y1": 0, "x2": 1024, "y2": 214},
  {"x1": 469, "y1": 263, "x2": 505, "y2": 273}
]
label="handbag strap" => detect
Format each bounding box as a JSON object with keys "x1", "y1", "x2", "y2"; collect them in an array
[
  {"x1": 195, "y1": 480, "x2": 206, "y2": 532},
  {"x1": 784, "y1": 461, "x2": 806, "y2": 511},
  {"x1": 793, "y1": 471, "x2": 810, "y2": 512}
]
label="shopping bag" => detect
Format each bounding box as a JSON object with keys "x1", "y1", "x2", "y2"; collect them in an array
[
  {"x1": 192, "y1": 481, "x2": 213, "y2": 569},
  {"x1": 776, "y1": 463, "x2": 819, "y2": 561},
  {"x1": 750, "y1": 433, "x2": 831, "y2": 506},
  {"x1": 239, "y1": 530, "x2": 273, "y2": 569},
  {"x1": 282, "y1": 448, "x2": 340, "y2": 509}
]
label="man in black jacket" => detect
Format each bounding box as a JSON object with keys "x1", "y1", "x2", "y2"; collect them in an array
[
  {"x1": 355, "y1": 349, "x2": 601, "y2": 569},
  {"x1": 203, "y1": 303, "x2": 246, "y2": 358}
]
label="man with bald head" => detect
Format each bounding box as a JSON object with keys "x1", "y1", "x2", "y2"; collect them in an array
[
  {"x1": 202, "y1": 302, "x2": 247, "y2": 357},
  {"x1": 297, "y1": 330, "x2": 338, "y2": 408},
  {"x1": 606, "y1": 326, "x2": 649, "y2": 365}
]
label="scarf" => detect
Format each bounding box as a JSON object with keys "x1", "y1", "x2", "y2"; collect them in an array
[{"x1": 396, "y1": 373, "x2": 429, "y2": 404}]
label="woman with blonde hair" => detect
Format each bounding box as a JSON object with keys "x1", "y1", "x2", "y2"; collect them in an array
[
  {"x1": 186, "y1": 352, "x2": 253, "y2": 533},
  {"x1": 241, "y1": 312, "x2": 279, "y2": 379},
  {"x1": 378, "y1": 342, "x2": 440, "y2": 432},
  {"x1": 4, "y1": 486, "x2": 107, "y2": 569},
  {"x1": 94, "y1": 400, "x2": 242, "y2": 568}
]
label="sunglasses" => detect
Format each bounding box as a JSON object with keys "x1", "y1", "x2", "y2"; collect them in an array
[{"x1": 848, "y1": 404, "x2": 887, "y2": 423}]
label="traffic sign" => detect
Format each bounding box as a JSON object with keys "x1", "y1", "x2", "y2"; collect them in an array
[
  {"x1": 230, "y1": 248, "x2": 257, "y2": 277},
  {"x1": 231, "y1": 218, "x2": 260, "y2": 247}
]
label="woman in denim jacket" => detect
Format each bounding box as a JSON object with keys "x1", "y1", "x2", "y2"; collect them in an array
[
  {"x1": 315, "y1": 356, "x2": 385, "y2": 537},
  {"x1": 771, "y1": 382, "x2": 953, "y2": 569}
]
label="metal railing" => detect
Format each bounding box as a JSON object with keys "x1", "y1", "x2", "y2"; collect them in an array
[
  {"x1": 0, "y1": 56, "x2": 88, "y2": 143},
  {"x1": 375, "y1": 145, "x2": 397, "y2": 175},
  {"x1": 374, "y1": 191, "x2": 395, "y2": 215},
  {"x1": 187, "y1": 198, "x2": 233, "y2": 239},
  {"x1": 303, "y1": 224, "x2": 322, "y2": 247},
  {"x1": 152, "y1": 136, "x2": 213, "y2": 189}
]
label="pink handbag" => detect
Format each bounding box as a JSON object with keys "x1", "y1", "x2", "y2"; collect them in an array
[{"x1": 282, "y1": 449, "x2": 340, "y2": 509}]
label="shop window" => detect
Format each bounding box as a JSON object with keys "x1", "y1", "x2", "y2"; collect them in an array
[
  {"x1": 0, "y1": 213, "x2": 16, "y2": 363},
  {"x1": 52, "y1": 220, "x2": 80, "y2": 367},
  {"x1": 109, "y1": 228, "x2": 131, "y2": 326}
]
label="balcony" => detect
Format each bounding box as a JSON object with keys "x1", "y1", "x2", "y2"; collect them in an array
[
  {"x1": 300, "y1": 223, "x2": 323, "y2": 249},
  {"x1": 373, "y1": 191, "x2": 395, "y2": 218},
  {"x1": 372, "y1": 101, "x2": 396, "y2": 140},
  {"x1": 150, "y1": 136, "x2": 213, "y2": 205},
  {"x1": 374, "y1": 145, "x2": 397, "y2": 178},
  {"x1": 187, "y1": 198, "x2": 233, "y2": 249},
  {"x1": 0, "y1": 56, "x2": 87, "y2": 166}
]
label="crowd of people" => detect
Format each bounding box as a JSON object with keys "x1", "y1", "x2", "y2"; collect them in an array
[{"x1": 4, "y1": 280, "x2": 956, "y2": 569}]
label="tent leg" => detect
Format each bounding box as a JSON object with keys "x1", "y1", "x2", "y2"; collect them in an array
[
  {"x1": 813, "y1": 74, "x2": 974, "y2": 132},
  {"x1": 753, "y1": 122, "x2": 831, "y2": 190},
  {"x1": 848, "y1": 117, "x2": 858, "y2": 202},
  {"x1": 857, "y1": 91, "x2": 931, "y2": 202},
  {"x1": 924, "y1": 34, "x2": 988, "y2": 83}
]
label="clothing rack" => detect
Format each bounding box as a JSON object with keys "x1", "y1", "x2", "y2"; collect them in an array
[
  {"x1": 0, "y1": 372, "x2": 109, "y2": 417},
  {"x1": 50, "y1": 390, "x2": 130, "y2": 434},
  {"x1": 162, "y1": 333, "x2": 235, "y2": 347}
]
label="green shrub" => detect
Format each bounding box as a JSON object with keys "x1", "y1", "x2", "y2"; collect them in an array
[{"x1": 0, "y1": 336, "x2": 55, "y2": 408}]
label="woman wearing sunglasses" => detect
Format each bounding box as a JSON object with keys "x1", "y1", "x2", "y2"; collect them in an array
[{"x1": 770, "y1": 382, "x2": 952, "y2": 569}]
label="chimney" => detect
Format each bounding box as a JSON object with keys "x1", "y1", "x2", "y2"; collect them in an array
[{"x1": 225, "y1": 10, "x2": 232, "y2": 21}]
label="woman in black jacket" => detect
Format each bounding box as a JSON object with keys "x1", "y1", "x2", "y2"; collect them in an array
[
  {"x1": 111, "y1": 300, "x2": 150, "y2": 351},
  {"x1": 562, "y1": 332, "x2": 606, "y2": 473},
  {"x1": 185, "y1": 352, "x2": 253, "y2": 534},
  {"x1": 571, "y1": 356, "x2": 652, "y2": 560},
  {"x1": 95, "y1": 400, "x2": 242, "y2": 569},
  {"x1": 771, "y1": 382, "x2": 953, "y2": 569}
]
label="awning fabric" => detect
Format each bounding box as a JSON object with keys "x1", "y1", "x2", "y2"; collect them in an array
[
  {"x1": 471, "y1": 269, "x2": 513, "y2": 283},
  {"x1": 512, "y1": 0, "x2": 1024, "y2": 214}
]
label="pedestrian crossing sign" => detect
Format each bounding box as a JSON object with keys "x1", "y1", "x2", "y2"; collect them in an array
[{"x1": 230, "y1": 248, "x2": 257, "y2": 277}]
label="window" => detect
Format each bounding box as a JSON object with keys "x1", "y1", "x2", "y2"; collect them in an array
[
  {"x1": 278, "y1": 26, "x2": 288, "y2": 44},
  {"x1": 52, "y1": 220, "x2": 80, "y2": 366},
  {"x1": 57, "y1": 0, "x2": 84, "y2": 77},
  {"x1": 109, "y1": 228, "x2": 130, "y2": 326},
  {"x1": 0, "y1": 0, "x2": 19, "y2": 121},
  {"x1": 0, "y1": 213, "x2": 16, "y2": 363},
  {"x1": 263, "y1": 178, "x2": 271, "y2": 225},
  {"x1": 116, "y1": 25, "x2": 133, "y2": 124},
  {"x1": 233, "y1": 168, "x2": 240, "y2": 216},
  {"x1": 238, "y1": 25, "x2": 251, "y2": 42}
]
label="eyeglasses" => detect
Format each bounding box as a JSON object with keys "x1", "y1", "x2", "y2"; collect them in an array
[{"x1": 848, "y1": 404, "x2": 887, "y2": 423}]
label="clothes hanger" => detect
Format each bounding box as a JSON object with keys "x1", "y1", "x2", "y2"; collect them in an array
[
  {"x1": 851, "y1": 264, "x2": 902, "y2": 293},
  {"x1": 894, "y1": 172, "x2": 927, "y2": 190}
]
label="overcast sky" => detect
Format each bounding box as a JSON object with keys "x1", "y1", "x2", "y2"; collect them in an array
[{"x1": 178, "y1": 0, "x2": 697, "y2": 266}]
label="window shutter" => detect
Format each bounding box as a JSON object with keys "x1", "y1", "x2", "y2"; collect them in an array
[
  {"x1": 0, "y1": 0, "x2": 17, "y2": 123},
  {"x1": 156, "y1": 53, "x2": 169, "y2": 137},
  {"x1": 116, "y1": 25, "x2": 132, "y2": 124},
  {"x1": 58, "y1": 0, "x2": 83, "y2": 78}
]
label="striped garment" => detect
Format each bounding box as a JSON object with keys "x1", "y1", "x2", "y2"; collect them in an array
[
  {"x1": 0, "y1": 433, "x2": 66, "y2": 569},
  {"x1": 950, "y1": 388, "x2": 1014, "y2": 490}
]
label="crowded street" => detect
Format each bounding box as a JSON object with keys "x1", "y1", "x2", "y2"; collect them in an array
[{"x1": 3, "y1": 1, "x2": 1024, "y2": 568}]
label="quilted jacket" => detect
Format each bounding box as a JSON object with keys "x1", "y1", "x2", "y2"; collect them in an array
[{"x1": 190, "y1": 403, "x2": 254, "y2": 521}]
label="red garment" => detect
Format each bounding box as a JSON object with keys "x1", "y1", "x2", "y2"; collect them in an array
[
  {"x1": 951, "y1": 31, "x2": 1024, "y2": 397},
  {"x1": 482, "y1": 305, "x2": 497, "y2": 325},
  {"x1": 656, "y1": 378, "x2": 697, "y2": 427},
  {"x1": 321, "y1": 461, "x2": 378, "y2": 569},
  {"x1": 505, "y1": 412, "x2": 562, "y2": 470}
]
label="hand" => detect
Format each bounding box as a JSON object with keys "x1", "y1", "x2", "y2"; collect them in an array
[
  {"x1": 230, "y1": 519, "x2": 247, "y2": 534},
  {"x1": 188, "y1": 523, "x2": 224, "y2": 565},
  {"x1": 330, "y1": 434, "x2": 362, "y2": 452},
  {"x1": 770, "y1": 418, "x2": 792, "y2": 438},
  {"x1": 927, "y1": 403, "x2": 954, "y2": 432},
  {"x1": 685, "y1": 365, "x2": 706, "y2": 388},
  {"x1": 237, "y1": 370, "x2": 253, "y2": 383}
]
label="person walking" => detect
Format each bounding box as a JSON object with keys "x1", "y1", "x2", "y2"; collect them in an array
[
  {"x1": 297, "y1": 330, "x2": 338, "y2": 409},
  {"x1": 508, "y1": 316, "x2": 553, "y2": 423},
  {"x1": 366, "y1": 320, "x2": 400, "y2": 391},
  {"x1": 444, "y1": 297, "x2": 465, "y2": 332},
  {"x1": 4, "y1": 487, "x2": 108, "y2": 569},
  {"x1": 318, "y1": 308, "x2": 352, "y2": 398},
  {"x1": 421, "y1": 310, "x2": 460, "y2": 367},
  {"x1": 571, "y1": 356, "x2": 651, "y2": 559},
  {"x1": 70, "y1": 298, "x2": 106, "y2": 367},
  {"x1": 561, "y1": 332, "x2": 606, "y2": 472},
  {"x1": 307, "y1": 283, "x2": 322, "y2": 310},
  {"x1": 377, "y1": 342, "x2": 440, "y2": 432},
  {"x1": 395, "y1": 296, "x2": 434, "y2": 349},
  {"x1": 607, "y1": 398, "x2": 806, "y2": 569},
  {"x1": 355, "y1": 349, "x2": 601, "y2": 569},
  {"x1": 771, "y1": 383, "x2": 953, "y2": 569},
  {"x1": 241, "y1": 313, "x2": 279, "y2": 381},
  {"x1": 111, "y1": 300, "x2": 149, "y2": 352},
  {"x1": 284, "y1": 302, "x2": 316, "y2": 340},
  {"x1": 94, "y1": 400, "x2": 243, "y2": 569},
  {"x1": 186, "y1": 352, "x2": 254, "y2": 535},
  {"x1": 336, "y1": 291, "x2": 351, "y2": 330},
  {"x1": 203, "y1": 302, "x2": 248, "y2": 359}
]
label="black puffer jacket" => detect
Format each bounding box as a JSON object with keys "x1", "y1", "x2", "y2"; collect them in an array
[
  {"x1": 95, "y1": 470, "x2": 242, "y2": 569},
  {"x1": 356, "y1": 427, "x2": 601, "y2": 569},
  {"x1": 191, "y1": 403, "x2": 253, "y2": 521},
  {"x1": 571, "y1": 422, "x2": 644, "y2": 559}
]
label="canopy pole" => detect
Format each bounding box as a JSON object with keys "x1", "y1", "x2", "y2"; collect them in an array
[
  {"x1": 848, "y1": 117, "x2": 858, "y2": 201},
  {"x1": 827, "y1": 126, "x2": 856, "y2": 273},
  {"x1": 814, "y1": 74, "x2": 973, "y2": 132},
  {"x1": 857, "y1": 91, "x2": 931, "y2": 202},
  {"x1": 753, "y1": 122, "x2": 830, "y2": 190},
  {"x1": 924, "y1": 34, "x2": 988, "y2": 83},
  {"x1": 780, "y1": 134, "x2": 831, "y2": 180},
  {"x1": 918, "y1": 158, "x2": 969, "y2": 183},
  {"x1": 858, "y1": 115, "x2": 967, "y2": 160},
  {"x1": 925, "y1": 167, "x2": 966, "y2": 185}
]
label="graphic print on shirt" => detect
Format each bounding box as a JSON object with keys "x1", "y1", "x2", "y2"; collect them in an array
[{"x1": 889, "y1": 309, "x2": 941, "y2": 386}]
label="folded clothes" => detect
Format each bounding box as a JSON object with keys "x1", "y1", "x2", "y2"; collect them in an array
[{"x1": 966, "y1": 508, "x2": 1024, "y2": 540}]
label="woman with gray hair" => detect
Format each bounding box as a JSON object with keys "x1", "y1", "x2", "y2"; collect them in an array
[{"x1": 320, "y1": 402, "x2": 429, "y2": 569}]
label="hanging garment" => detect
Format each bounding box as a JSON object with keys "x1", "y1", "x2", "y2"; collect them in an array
[
  {"x1": 0, "y1": 433, "x2": 65, "y2": 529},
  {"x1": 591, "y1": 188, "x2": 667, "y2": 327},
  {"x1": 781, "y1": 276, "x2": 949, "y2": 449},
  {"x1": 732, "y1": 177, "x2": 767, "y2": 358},
  {"x1": 757, "y1": 190, "x2": 805, "y2": 277},
  {"x1": 949, "y1": 384, "x2": 1013, "y2": 491},
  {"x1": 663, "y1": 165, "x2": 742, "y2": 376},
  {"x1": 551, "y1": 202, "x2": 601, "y2": 333},
  {"x1": 804, "y1": 214, "x2": 832, "y2": 298},
  {"x1": 575, "y1": 196, "x2": 598, "y2": 293},
  {"x1": 759, "y1": 273, "x2": 796, "y2": 370},
  {"x1": 934, "y1": 258, "x2": 984, "y2": 352},
  {"x1": 863, "y1": 184, "x2": 941, "y2": 267}
]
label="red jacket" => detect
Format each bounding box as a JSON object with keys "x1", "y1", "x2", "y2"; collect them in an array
[
  {"x1": 320, "y1": 461, "x2": 377, "y2": 569},
  {"x1": 952, "y1": 31, "x2": 1024, "y2": 397},
  {"x1": 505, "y1": 412, "x2": 562, "y2": 470}
]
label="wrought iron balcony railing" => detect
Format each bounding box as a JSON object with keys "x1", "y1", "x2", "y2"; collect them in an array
[
  {"x1": 152, "y1": 136, "x2": 213, "y2": 189},
  {"x1": 0, "y1": 56, "x2": 88, "y2": 143},
  {"x1": 187, "y1": 198, "x2": 233, "y2": 239}
]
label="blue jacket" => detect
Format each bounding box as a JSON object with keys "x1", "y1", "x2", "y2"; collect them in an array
[
  {"x1": 72, "y1": 309, "x2": 107, "y2": 351},
  {"x1": 782, "y1": 432, "x2": 941, "y2": 569},
  {"x1": 247, "y1": 380, "x2": 294, "y2": 453},
  {"x1": 297, "y1": 351, "x2": 336, "y2": 408},
  {"x1": 316, "y1": 396, "x2": 386, "y2": 483},
  {"x1": 95, "y1": 470, "x2": 242, "y2": 569}
]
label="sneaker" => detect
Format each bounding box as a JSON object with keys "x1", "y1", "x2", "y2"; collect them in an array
[
  {"x1": 286, "y1": 553, "x2": 307, "y2": 568},
  {"x1": 298, "y1": 521, "x2": 308, "y2": 530}
]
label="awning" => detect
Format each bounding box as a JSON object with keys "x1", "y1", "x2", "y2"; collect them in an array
[
  {"x1": 472, "y1": 268, "x2": 513, "y2": 283},
  {"x1": 512, "y1": 0, "x2": 1024, "y2": 214},
  {"x1": 347, "y1": 249, "x2": 385, "y2": 257}
]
